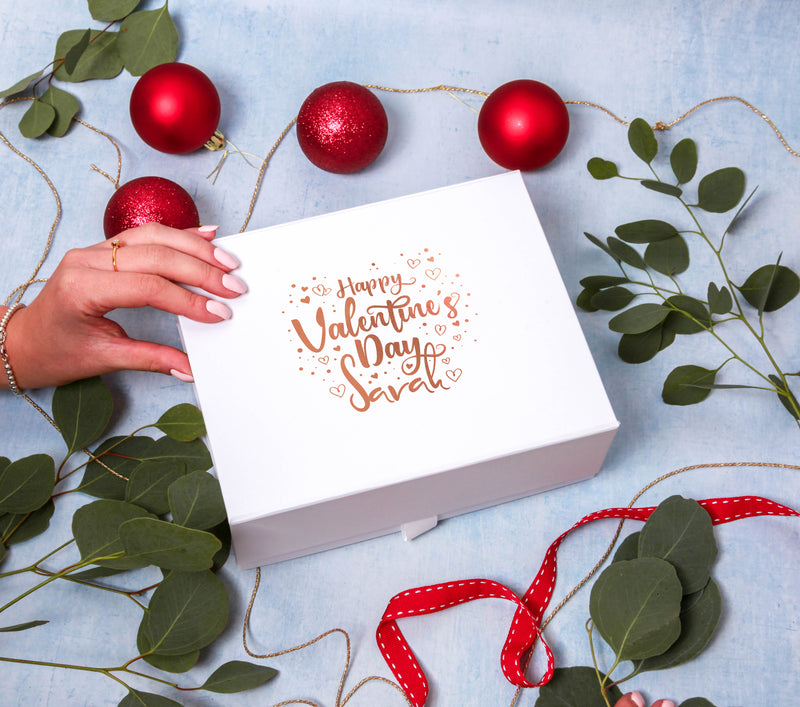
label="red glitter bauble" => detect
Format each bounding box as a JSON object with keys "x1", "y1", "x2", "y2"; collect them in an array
[
  {"x1": 296, "y1": 81, "x2": 388, "y2": 174},
  {"x1": 477, "y1": 79, "x2": 569, "y2": 171},
  {"x1": 130, "y1": 63, "x2": 221, "y2": 154},
  {"x1": 103, "y1": 176, "x2": 200, "y2": 239}
]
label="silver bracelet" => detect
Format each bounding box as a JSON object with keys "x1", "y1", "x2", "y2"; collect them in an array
[{"x1": 0, "y1": 303, "x2": 25, "y2": 395}]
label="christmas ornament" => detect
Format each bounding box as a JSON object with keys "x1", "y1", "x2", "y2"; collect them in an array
[
  {"x1": 477, "y1": 79, "x2": 569, "y2": 171},
  {"x1": 103, "y1": 176, "x2": 200, "y2": 238},
  {"x1": 296, "y1": 81, "x2": 388, "y2": 174},
  {"x1": 129, "y1": 62, "x2": 224, "y2": 154}
]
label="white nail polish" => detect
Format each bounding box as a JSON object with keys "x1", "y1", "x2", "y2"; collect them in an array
[
  {"x1": 207, "y1": 299, "x2": 232, "y2": 320},
  {"x1": 214, "y1": 247, "x2": 240, "y2": 269},
  {"x1": 199, "y1": 224, "x2": 219, "y2": 233},
  {"x1": 222, "y1": 272, "x2": 248, "y2": 294},
  {"x1": 170, "y1": 369, "x2": 194, "y2": 383}
]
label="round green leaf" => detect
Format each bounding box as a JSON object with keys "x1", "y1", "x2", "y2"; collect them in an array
[
  {"x1": 628, "y1": 117, "x2": 658, "y2": 164},
  {"x1": 607, "y1": 237, "x2": 646, "y2": 270},
  {"x1": 679, "y1": 699, "x2": 718, "y2": 707},
  {"x1": 140, "y1": 570, "x2": 228, "y2": 656},
  {"x1": 72, "y1": 499, "x2": 154, "y2": 569},
  {"x1": 143, "y1": 650, "x2": 200, "y2": 674},
  {"x1": 707, "y1": 282, "x2": 732, "y2": 315},
  {"x1": 52, "y1": 377, "x2": 113, "y2": 456},
  {"x1": 670, "y1": 138, "x2": 698, "y2": 184},
  {"x1": 612, "y1": 531, "x2": 640, "y2": 563},
  {"x1": 168, "y1": 470, "x2": 227, "y2": 530},
  {"x1": 576, "y1": 288, "x2": 600, "y2": 312},
  {"x1": 80, "y1": 435, "x2": 155, "y2": 500},
  {"x1": 54, "y1": 30, "x2": 123, "y2": 82},
  {"x1": 615, "y1": 219, "x2": 680, "y2": 244},
  {"x1": 89, "y1": 0, "x2": 142, "y2": 22},
  {"x1": 18, "y1": 99, "x2": 55, "y2": 139},
  {"x1": 154, "y1": 403, "x2": 206, "y2": 441},
  {"x1": 696, "y1": 167, "x2": 745, "y2": 213},
  {"x1": 636, "y1": 577, "x2": 722, "y2": 672},
  {"x1": 645, "y1": 235, "x2": 690, "y2": 276},
  {"x1": 638, "y1": 496, "x2": 718, "y2": 594},
  {"x1": 4, "y1": 499, "x2": 55, "y2": 546},
  {"x1": 738, "y1": 264, "x2": 800, "y2": 312},
  {"x1": 618, "y1": 327, "x2": 664, "y2": 364},
  {"x1": 148, "y1": 436, "x2": 213, "y2": 472},
  {"x1": 119, "y1": 517, "x2": 221, "y2": 571},
  {"x1": 534, "y1": 666, "x2": 621, "y2": 707},
  {"x1": 200, "y1": 660, "x2": 279, "y2": 694},
  {"x1": 117, "y1": 3, "x2": 179, "y2": 76},
  {"x1": 40, "y1": 85, "x2": 80, "y2": 137},
  {"x1": 662, "y1": 365, "x2": 717, "y2": 405},
  {"x1": 118, "y1": 690, "x2": 183, "y2": 707},
  {"x1": 589, "y1": 557, "x2": 683, "y2": 661},
  {"x1": 590, "y1": 286, "x2": 635, "y2": 311},
  {"x1": 126, "y1": 460, "x2": 186, "y2": 515},
  {"x1": 609, "y1": 303, "x2": 670, "y2": 334},
  {"x1": 0, "y1": 455, "x2": 54, "y2": 515},
  {"x1": 640, "y1": 179, "x2": 682, "y2": 198},
  {"x1": 664, "y1": 295, "x2": 711, "y2": 334},
  {"x1": 587, "y1": 157, "x2": 619, "y2": 180}
]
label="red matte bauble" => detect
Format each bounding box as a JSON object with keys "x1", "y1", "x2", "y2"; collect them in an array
[
  {"x1": 477, "y1": 79, "x2": 569, "y2": 171},
  {"x1": 103, "y1": 176, "x2": 200, "y2": 239},
  {"x1": 130, "y1": 63, "x2": 221, "y2": 154},
  {"x1": 296, "y1": 81, "x2": 388, "y2": 174}
]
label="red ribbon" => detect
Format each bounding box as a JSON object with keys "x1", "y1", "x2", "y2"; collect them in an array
[{"x1": 376, "y1": 496, "x2": 799, "y2": 706}]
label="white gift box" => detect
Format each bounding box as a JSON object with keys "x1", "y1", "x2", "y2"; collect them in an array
[{"x1": 179, "y1": 172, "x2": 618, "y2": 568}]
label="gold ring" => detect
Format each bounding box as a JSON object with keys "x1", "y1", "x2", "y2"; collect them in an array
[{"x1": 111, "y1": 240, "x2": 121, "y2": 272}]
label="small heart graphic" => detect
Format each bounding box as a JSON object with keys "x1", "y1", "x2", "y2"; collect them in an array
[
  {"x1": 435, "y1": 324, "x2": 447, "y2": 336},
  {"x1": 301, "y1": 286, "x2": 309, "y2": 292},
  {"x1": 300, "y1": 296, "x2": 310, "y2": 304},
  {"x1": 446, "y1": 368, "x2": 462, "y2": 382},
  {"x1": 427, "y1": 256, "x2": 435, "y2": 262},
  {"x1": 318, "y1": 355, "x2": 330, "y2": 364},
  {"x1": 453, "y1": 334, "x2": 462, "y2": 341},
  {"x1": 407, "y1": 258, "x2": 421, "y2": 268},
  {"x1": 329, "y1": 384, "x2": 346, "y2": 398},
  {"x1": 441, "y1": 357, "x2": 451, "y2": 364},
  {"x1": 313, "y1": 284, "x2": 331, "y2": 297},
  {"x1": 453, "y1": 320, "x2": 460, "y2": 327},
  {"x1": 425, "y1": 268, "x2": 441, "y2": 280},
  {"x1": 371, "y1": 373, "x2": 378, "y2": 379},
  {"x1": 333, "y1": 345, "x2": 341, "y2": 351}
]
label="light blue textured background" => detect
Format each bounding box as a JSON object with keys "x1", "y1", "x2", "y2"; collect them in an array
[{"x1": 1, "y1": 1, "x2": 799, "y2": 705}]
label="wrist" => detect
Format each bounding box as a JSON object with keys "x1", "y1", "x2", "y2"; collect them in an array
[{"x1": 0, "y1": 303, "x2": 26, "y2": 394}]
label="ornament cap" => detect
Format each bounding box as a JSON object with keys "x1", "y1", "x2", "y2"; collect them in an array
[{"x1": 204, "y1": 128, "x2": 226, "y2": 152}]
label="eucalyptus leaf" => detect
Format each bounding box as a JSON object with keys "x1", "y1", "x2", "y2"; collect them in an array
[
  {"x1": 52, "y1": 377, "x2": 113, "y2": 456},
  {"x1": 590, "y1": 287, "x2": 635, "y2": 311},
  {"x1": 139, "y1": 570, "x2": 228, "y2": 656},
  {"x1": 664, "y1": 295, "x2": 711, "y2": 335},
  {"x1": 662, "y1": 365, "x2": 717, "y2": 405},
  {"x1": 89, "y1": 0, "x2": 142, "y2": 22},
  {"x1": 209, "y1": 520, "x2": 232, "y2": 572},
  {"x1": 618, "y1": 327, "x2": 664, "y2": 364},
  {"x1": 707, "y1": 282, "x2": 732, "y2": 315},
  {"x1": 118, "y1": 690, "x2": 183, "y2": 707},
  {"x1": 679, "y1": 699, "x2": 718, "y2": 707},
  {"x1": 0, "y1": 455, "x2": 55, "y2": 515},
  {"x1": 696, "y1": 167, "x2": 745, "y2": 213},
  {"x1": 607, "y1": 237, "x2": 646, "y2": 270},
  {"x1": 142, "y1": 649, "x2": 201, "y2": 674},
  {"x1": 609, "y1": 303, "x2": 670, "y2": 335},
  {"x1": 200, "y1": 660, "x2": 278, "y2": 693},
  {"x1": 615, "y1": 219, "x2": 679, "y2": 244},
  {"x1": 534, "y1": 666, "x2": 621, "y2": 707},
  {"x1": 587, "y1": 157, "x2": 619, "y2": 180},
  {"x1": 0, "y1": 70, "x2": 44, "y2": 98},
  {"x1": 584, "y1": 232, "x2": 620, "y2": 263},
  {"x1": 62, "y1": 29, "x2": 91, "y2": 75},
  {"x1": 769, "y1": 374, "x2": 800, "y2": 420},
  {"x1": 119, "y1": 517, "x2": 221, "y2": 571},
  {"x1": 68, "y1": 566, "x2": 126, "y2": 582},
  {"x1": 4, "y1": 500, "x2": 55, "y2": 546},
  {"x1": 670, "y1": 138, "x2": 698, "y2": 184},
  {"x1": 0, "y1": 620, "x2": 49, "y2": 633},
  {"x1": 117, "y1": 3, "x2": 179, "y2": 76},
  {"x1": 589, "y1": 557, "x2": 682, "y2": 660},
  {"x1": 126, "y1": 461, "x2": 186, "y2": 515},
  {"x1": 18, "y1": 99, "x2": 56, "y2": 139},
  {"x1": 638, "y1": 496, "x2": 717, "y2": 594},
  {"x1": 635, "y1": 577, "x2": 722, "y2": 672},
  {"x1": 0, "y1": 541, "x2": 5, "y2": 564},
  {"x1": 612, "y1": 532, "x2": 640, "y2": 563},
  {"x1": 80, "y1": 435, "x2": 155, "y2": 500},
  {"x1": 737, "y1": 263, "x2": 799, "y2": 313},
  {"x1": 645, "y1": 235, "x2": 690, "y2": 275},
  {"x1": 54, "y1": 30, "x2": 123, "y2": 82},
  {"x1": 579, "y1": 275, "x2": 630, "y2": 290},
  {"x1": 148, "y1": 437, "x2": 213, "y2": 472},
  {"x1": 154, "y1": 404, "x2": 206, "y2": 441},
  {"x1": 576, "y1": 288, "x2": 600, "y2": 312},
  {"x1": 72, "y1": 499, "x2": 154, "y2": 569},
  {"x1": 40, "y1": 85, "x2": 80, "y2": 137},
  {"x1": 640, "y1": 180, "x2": 682, "y2": 198},
  {"x1": 628, "y1": 117, "x2": 658, "y2": 164},
  {"x1": 168, "y1": 470, "x2": 227, "y2": 530}
]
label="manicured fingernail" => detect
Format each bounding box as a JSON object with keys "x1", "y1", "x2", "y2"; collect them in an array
[
  {"x1": 170, "y1": 369, "x2": 194, "y2": 383},
  {"x1": 628, "y1": 693, "x2": 645, "y2": 707},
  {"x1": 652, "y1": 701, "x2": 675, "y2": 707},
  {"x1": 222, "y1": 272, "x2": 248, "y2": 294},
  {"x1": 214, "y1": 246, "x2": 240, "y2": 269},
  {"x1": 206, "y1": 299, "x2": 232, "y2": 320},
  {"x1": 199, "y1": 225, "x2": 219, "y2": 233}
]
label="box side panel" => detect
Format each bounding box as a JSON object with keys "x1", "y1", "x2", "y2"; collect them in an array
[{"x1": 231, "y1": 426, "x2": 617, "y2": 568}]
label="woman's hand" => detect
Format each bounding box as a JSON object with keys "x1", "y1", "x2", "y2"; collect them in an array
[{"x1": 1, "y1": 222, "x2": 246, "y2": 390}]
